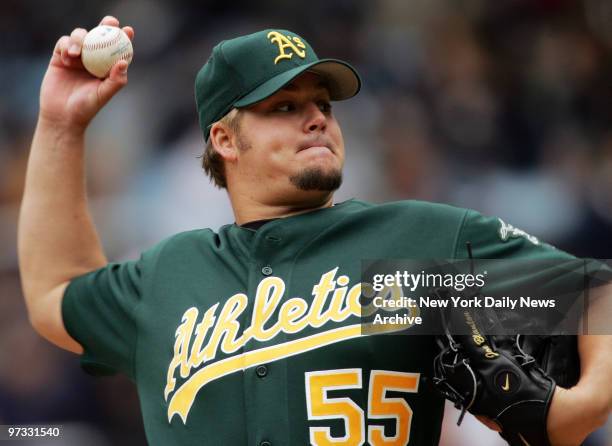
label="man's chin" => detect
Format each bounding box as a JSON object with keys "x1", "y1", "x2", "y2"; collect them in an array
[{"x1": 289, "y1": 167, "x2": 343, "y2": 192}]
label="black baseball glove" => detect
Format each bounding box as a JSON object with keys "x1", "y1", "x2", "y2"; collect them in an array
[{"x1": 431, "y1": 292, "x2": 580, "y2": 446}]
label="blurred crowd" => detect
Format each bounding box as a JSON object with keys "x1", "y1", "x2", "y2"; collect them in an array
[{"x1": 1, "y1": 0, "x2": 611, "y2": 444}]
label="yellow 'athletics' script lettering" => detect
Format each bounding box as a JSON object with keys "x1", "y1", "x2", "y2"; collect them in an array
[
  {"x1": 267, "y1": 31, "x2": 307, "y2": 64},
  {"x1": 165, "y1": 267, "x2": 389, "y2": 424}
]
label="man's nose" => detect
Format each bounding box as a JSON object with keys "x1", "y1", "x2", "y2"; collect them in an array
[{"x1": 304, "y1": 103, "x2": 327, "y2": 133}]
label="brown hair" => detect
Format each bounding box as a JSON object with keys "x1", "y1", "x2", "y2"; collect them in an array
[{"x1": 201, "y1": 109, "x2": 242, "y2": 188}]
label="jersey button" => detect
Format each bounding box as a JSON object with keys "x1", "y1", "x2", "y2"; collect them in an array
[
  {"x1": 256, "y1": 365, "x2": 268, "y2": 378},
  {"x1": 261, "y1": 266, "x2": 273, "y2": 276},
  {"x1": 260, "y1": 441, "x2": 272, "y2": 446}
]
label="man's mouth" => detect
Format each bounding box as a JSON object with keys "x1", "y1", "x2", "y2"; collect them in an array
[{"x1": 298, "y1": 140, "x2": 333, "y2": 154}]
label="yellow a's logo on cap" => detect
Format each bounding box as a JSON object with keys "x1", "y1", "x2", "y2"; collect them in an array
[{"x1": 267, "y1": 31, "x2": 306, "y2": 64}]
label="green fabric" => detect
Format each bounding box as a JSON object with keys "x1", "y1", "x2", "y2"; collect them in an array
[
  {"x1": 62, "y1": 199, "x2": 571, "y2": 445},
  {"x1": 194, "y1": 29, "x2": 361, "y2": 140}
]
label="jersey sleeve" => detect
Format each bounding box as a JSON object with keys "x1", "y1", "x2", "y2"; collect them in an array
[
  {"x1": 452, "y1": 210, "x2": 591, "y2": 329},
  {"x1": 62, "y1": 257, "x2": 145, "y2": 378},
  {"x1": 453, "y1": 209, "x2": 573, "y2": 260}
]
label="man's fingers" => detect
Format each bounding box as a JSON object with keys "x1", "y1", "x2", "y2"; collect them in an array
[
  {"x1": 475, "y1": 415, "x2": 502, "y2": 432},
  {"x1": 53, "y1": 31, "x2": 85, "y2": 69},
  {"x1": 55, "y1": 35, "x2": 74, "y2": 67},
  {"x1": 99, "y1": 15, "x2": 120, "y2": 27},
  {"x1": 109, "y1": 60, "x2": 129, "y2": 79},
  {"x1": 68, "y1": 28, "x2": 87, "y2": 57},
  {"x1": 50, "y1": 18, "x2": 131, "y2": 73},
  {"x1": 97, "y1": 60, "x2": 128, "y2": 105},
  {"x1": 122, "y1": 26, "x2": 135, "y2": 41},
  {"x1": 53, "y1": 35, "x2": 70, "y2": 57},
  {"x1": 50, "y1": 35, "x2": 69, "y2": 67}
]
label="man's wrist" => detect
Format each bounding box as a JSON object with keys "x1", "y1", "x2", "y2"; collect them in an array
[
  {"x1": 35, "y1": 116, "x2": 86, "y2": 142},
  {"x1": 573, "y1": 381, "x2": 611, "y2": 430},
  {"x1": 548, "y1": 385, "x2": 607, "y2": 446}
]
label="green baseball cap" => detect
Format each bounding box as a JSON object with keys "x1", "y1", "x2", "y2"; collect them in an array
[{"x1": 195, "y1": 29, "x2": 361, "y2": 140}]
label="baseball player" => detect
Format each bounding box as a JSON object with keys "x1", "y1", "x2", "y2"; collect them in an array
[{"x1": 18, "y1": 15, "x2": 611, "y2": 446}]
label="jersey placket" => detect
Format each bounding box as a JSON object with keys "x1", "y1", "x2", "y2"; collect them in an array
[{"x1": 242, "y1": 224, "x2": 291, "y2": 446}]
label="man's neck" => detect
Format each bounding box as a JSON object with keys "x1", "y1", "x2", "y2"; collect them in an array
[{"x1": 229, "y1": 189, "x2": 335, "y2": 226}]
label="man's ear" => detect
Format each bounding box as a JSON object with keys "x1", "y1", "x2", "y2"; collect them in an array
[{"x1": 209, "y1": 122, "x2": 238, "y2": 162}]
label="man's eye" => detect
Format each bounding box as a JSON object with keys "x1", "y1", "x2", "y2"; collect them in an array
[
  {"x1": 275, "y1": 103, "x2": 294, "y2": 112},
  {"x1": 318, "y1": 101, "x2": 332, "y2": 113}
]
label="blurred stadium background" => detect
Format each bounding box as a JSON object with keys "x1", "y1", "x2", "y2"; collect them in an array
[{"x1": 1, "y1": 0, "x2": 611, "y2": 444}]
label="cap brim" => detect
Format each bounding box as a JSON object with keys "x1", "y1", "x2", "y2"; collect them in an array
[{"x1": 233, "y1": 59, "x2": 361, "y2": 108}]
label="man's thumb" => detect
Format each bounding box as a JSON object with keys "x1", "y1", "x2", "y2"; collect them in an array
[{"x1": 97, "y1": 60, "x2": 128, "y2": 105}]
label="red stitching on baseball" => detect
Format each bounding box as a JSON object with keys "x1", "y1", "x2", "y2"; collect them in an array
[{"x1": 83, "y1": 29, "x2": 124, "y2": 52}]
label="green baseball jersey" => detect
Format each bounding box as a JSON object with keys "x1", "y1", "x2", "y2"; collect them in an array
[{"x1": 62, "y1": 199, "x2": 572, "y2": 445}]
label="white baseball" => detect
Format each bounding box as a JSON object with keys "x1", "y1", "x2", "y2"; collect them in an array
[{"x1": 81, "y1": 25, "x2": 133, "y2": 78}]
